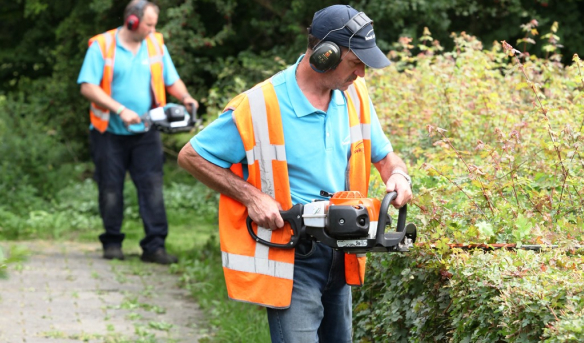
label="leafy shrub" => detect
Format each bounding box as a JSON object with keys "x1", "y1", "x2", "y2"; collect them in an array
[
  {"x1": 353, "y1": 249, "x2": 451, "y2": 343},
  {"x1": 369, "y1": 27, "x2": 583, "y2": 246},
  {"x1": 0, "y1": 159, "x2": 218, "y2": 240},
  {"x1": 354, "y1": 25, "x2": 584, "y2": 343},
  {"x1": 356, "y1": 249, "x2": 584, "y2": 342},
  {"x1": 0, "y1": 93, "x2": 75, "y2": 204}
]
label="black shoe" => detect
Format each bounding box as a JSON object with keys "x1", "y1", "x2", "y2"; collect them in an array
[
  {"x1": 103, "y1": 246, "x2": 125, "y2": 260},
  {"x1": 140, "y1": 248, "x2": 178, "y2": 265}
]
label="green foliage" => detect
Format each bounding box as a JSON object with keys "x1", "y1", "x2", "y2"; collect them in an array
[
  {"x1": 0, "y1": 94, "x2": 81, "y2": 219},
  {"x1": 3, "y1": 0, "x2": 584, "y2": 164},
  {"x1": 369, "y1": 27, "x2": 584, "y2": 245},
  {"x1": 0, "y1": 245, "x2": 30, "y2": 279},
  {"x1": 0, "y1": 247, "x2": 5, "y2": 279},
  {"x1": 0, "y1": 164, "x2": 217, "y2": 241},
  {"x1": 353, "y1": 26, "x2": 584, "y2": 342},
  {"x1": 355, "y1": 249, "x2": 584, "y2": 342},
  {"x1": 353, "y1": 249, "x2": 451, "y2": 342}
]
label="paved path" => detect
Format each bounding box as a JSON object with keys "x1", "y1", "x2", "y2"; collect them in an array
[{"x1": 0, "y1": 241, "x2": 204, "y2": 343}]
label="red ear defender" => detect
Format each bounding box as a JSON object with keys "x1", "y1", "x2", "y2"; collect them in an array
[{"x1": 126, "y1": 14, "x2": 140, "y2": 31}]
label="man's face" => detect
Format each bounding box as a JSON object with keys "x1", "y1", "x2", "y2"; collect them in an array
[
  {"x1": 327, "y1": 50, "x2": 366, "y2": 91},
  {"x1": 134, "y1": 6, "x2": 158, "y2": 41}
]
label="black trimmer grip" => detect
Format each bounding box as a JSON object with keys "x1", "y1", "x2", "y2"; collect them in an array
[
  {"x1": 246, "y1": 204, "x2": 304, "y2": 249},
  {"x1": 378, "y1": 191, "x2": 407, "y2": 233},
  {"x1": 190, "y1": 104, "x2": 200, "y2": 126}
]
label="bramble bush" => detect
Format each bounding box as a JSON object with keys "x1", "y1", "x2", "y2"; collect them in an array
[{"x1": 354, "y1": 24, "x2": 584, "y2": 342}]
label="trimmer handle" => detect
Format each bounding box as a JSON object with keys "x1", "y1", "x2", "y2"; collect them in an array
[
  {"x1": 126, "y1": 113, "x2": 152, "y2": 133},
  {"x1": 189, "y1": 103, "x2": 201, "y2": 127},
  {"x1": 378, "y1": 191, "x2": 407, "y2": 233},
  {"x1": 246, "y1": 204, "x2": 305, "y2": 249}
]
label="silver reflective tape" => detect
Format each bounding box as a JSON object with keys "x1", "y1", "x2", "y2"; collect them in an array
[
  {"x1": 245, "y1": 144, "x2": 286, "y2": 166},
  {"x1": 243, "y1": 84, "x2": 293, "y2": 276},
  {"x1": 361, "y1": 123, "x2": 371, "y2": 140},
  {"x1": 104, "y1": 33, "x2": 113, "y2": 53},
  {"x1": 350, "y1": 124, "x2": 363, "y2": 143},
  {"x1": 222, "y1": 252, "x2": 294, "y2": 280},
  {"x1": 90, "y1": 104, "x2": 110, "y2": 120},
  {"x1": 255, "y1": 226, "x2": 272, "y2": 259},
  {"x1": 254, "y1": 144, "x2": 286, "y2": 161},
  {"x1": 148, "y1": 33, "x2": 163, "y2": 55},
  {"x1": 346, "y1": 84, "x2": 361, "y2": 119},
  {"x1": 246, "y1": 149, "x2": 256, "y2": 165},
  {"x1": 274, "y1": 145, "x2": 286, "y2": 160},
  {"x1": 149, "y1": 56, "x2": 163, "y2": 64},
  {"x1": 248, "y1": 87, "x2": 276, "y2": 197}
]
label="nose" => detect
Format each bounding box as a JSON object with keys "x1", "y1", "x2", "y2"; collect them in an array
[{"x1": 354, "y1": 63, "x2": 365, "y2": 78}]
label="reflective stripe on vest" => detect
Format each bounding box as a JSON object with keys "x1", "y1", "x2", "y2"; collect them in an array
[
  {"x1": 145, "y1": 32, "x2": 166, "y2": 108},
  {"x1": 218, "y1": 77, "x2": 373, "y2": 308},
  {"x1": 218, "y1": 80, "x2": 294, "y2": 309},
  {"x1": 344, "y1": 77, "x2": 372, "y2": 286},
  {"x1": 87, "y1": 29, "x2": 166, "y2": 133}
]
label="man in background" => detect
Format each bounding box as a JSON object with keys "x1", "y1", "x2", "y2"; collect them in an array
[{"x1": 78, "y1": 0, "x2": 198, "y2": 264}]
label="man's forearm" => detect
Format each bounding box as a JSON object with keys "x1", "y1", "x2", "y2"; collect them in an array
[
  {"x1": 373, "y1": 152, "x2": 408, "y2": 184},
  {"x1": 166, "y1": 79, "x2": 192, "y2": 101},
  {"x1": 177, "y1": 143, "x2": 260, "y2": 206},
  {"x1": 178, "y1": 140, "x2": 285, "y2": 229},
  {"x1": 80, "y1": 83, "x2": 122, "y2": 112}
]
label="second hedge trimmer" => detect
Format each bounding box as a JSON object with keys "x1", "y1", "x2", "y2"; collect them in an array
[
  {"x1": 128, "y1": 103, "x2": 201, "y2": 134},
  {"x1": 247, "y1": 191, "x2": 417, "y2": 254}
]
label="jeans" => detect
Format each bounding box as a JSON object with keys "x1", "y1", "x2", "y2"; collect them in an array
[
  {"x1": 267, "y1": 240, "x2": 352, "y2": 343},
  {"x1": 90, "y1": 129, "x2": 168, "y2": 253}
]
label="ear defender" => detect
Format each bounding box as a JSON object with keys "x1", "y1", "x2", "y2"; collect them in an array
[
  {"x1": 125, "y1": 0, "x2": 148, "y2": 31},
  {"x1": 309, "y1": 41, "x2": 342, "y2": 73},
  {"x1": 126, "y1": 14, "x2": 140, "y2": 31},
  {"x1": 308, "y1": 11, "x2": 373, "y2": 73}
]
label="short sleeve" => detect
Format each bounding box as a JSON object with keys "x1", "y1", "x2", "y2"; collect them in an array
[
  {"x1": 77, "y1": 41, "x2": 105, "y2": 85},
  {"x1": 369, "y1": 99, "x2": 393, "y2": 163},
  {"x1": 162, "y1": 45, "x2": 180, "y2": 86},
  {"x1": 189, "y1": 110, "x2": 246, "y2": 168}
]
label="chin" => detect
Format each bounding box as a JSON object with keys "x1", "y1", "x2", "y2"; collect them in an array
[{"x1": 336, "y1": 81, "x2": 354, "y2": 91}]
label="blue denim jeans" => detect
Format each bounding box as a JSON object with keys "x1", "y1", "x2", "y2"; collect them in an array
[
  {"x1": 267, "y1": 239, "x2": 352, "y2": 343},
  {"x1": 90, "y1": 129, "x2": 168, "y2": 253}
]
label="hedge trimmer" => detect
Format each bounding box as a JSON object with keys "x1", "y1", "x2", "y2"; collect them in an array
[
  {"x1": 128, "y1": 104, "x2": 201, "y2": 134},
  {"x1": 247, "y1": 191, "x2": 417, "y2": 254}
]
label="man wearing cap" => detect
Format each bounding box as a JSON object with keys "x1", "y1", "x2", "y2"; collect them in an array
[{"x1": 178, "y1": 4, "x2": 412, "y2": 342}]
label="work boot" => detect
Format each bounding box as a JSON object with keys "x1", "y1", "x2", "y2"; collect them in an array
[
  {"x1": 103, "y1": 246, "x2": 125, "y2": 260},
  {"x1": 140, "y1": 248, "x2": 178, "y2": 265}
]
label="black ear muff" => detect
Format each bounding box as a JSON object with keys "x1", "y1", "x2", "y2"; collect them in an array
[
  {"x1": 126, "y1": 14, "x2": 140, "y2": 31},
  {"x1": 309, "y1": 41, "x2": 342, "y2": 73}
]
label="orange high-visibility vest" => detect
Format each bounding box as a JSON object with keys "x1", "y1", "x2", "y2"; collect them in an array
[
  {"x1": 217, "y1": 77, "x2": 373, "y2": 309},
  {"x1": 87, "y1": 29, "x2": 167, "y2": 133}
]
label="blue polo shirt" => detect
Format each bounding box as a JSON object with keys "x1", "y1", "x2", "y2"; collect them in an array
[
  {"x1": 191, "y1": 55, "x2": 392, "y2": 205},
  {"x1": 77, "y1": 28, "x2": 180, "y2": 135}
]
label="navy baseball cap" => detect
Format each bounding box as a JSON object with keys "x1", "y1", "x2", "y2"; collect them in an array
[{"x1": 311, "y1": 5, "x2": 390, "y2": 69}]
